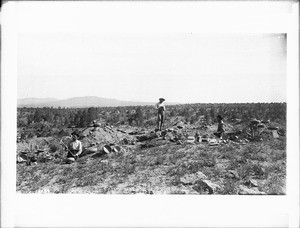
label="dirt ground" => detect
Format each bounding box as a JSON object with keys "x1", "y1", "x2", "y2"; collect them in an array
[{"x1": 16, "y1": 119, "x2": 286, "y2": 195}]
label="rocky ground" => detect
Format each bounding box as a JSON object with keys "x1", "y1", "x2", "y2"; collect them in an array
[{"x1": 16, "y1": 118, "x2": 286, "y2": 195}]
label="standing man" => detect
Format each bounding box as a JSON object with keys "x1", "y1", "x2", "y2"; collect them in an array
[
  {"x1": 156, "y1": 98, "x2": 166, "y2": 131},
  {"x1": 213, "y1": 115, "x2": 225, "y2": 139},
  {"x1": 66, "y1": 132, "x2": 82, "y2": 163}
]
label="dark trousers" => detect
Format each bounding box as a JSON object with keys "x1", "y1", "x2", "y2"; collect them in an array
[
  {"x1": 67, "y1": 151, "x2": 78, "y2": 160},
  {"x1": 213, "y1": 132, "x2": 222, "y2": 138},
  {"x1": 157, "y1": 112, "x2": 165, "y2": 130}
]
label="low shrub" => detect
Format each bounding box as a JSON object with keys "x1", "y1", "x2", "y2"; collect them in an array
[
  {"x1": 260, "y1": 173, "x2": 285, "y2": 195},
  {"x1": 237, "y1": 162, "x2": 265, "y2": 179},
  {"x1": 218, "y1": 179, "x2": 239, "y2": 195}
]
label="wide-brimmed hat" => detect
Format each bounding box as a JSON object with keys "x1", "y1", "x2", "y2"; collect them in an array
[
  {"x1": 159, "y1": 98, "x2": 165, "y2": 101},
  {"x1": 217, "y1": 115, "x2": 223, "y2": 120},
  {"x1": 71, "y1": 131, "x2": 80, "y2": 138}
]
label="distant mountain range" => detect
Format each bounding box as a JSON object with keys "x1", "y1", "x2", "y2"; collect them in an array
[{"x1": 17, "y1": 96, "x2": 178, "y2": 108}]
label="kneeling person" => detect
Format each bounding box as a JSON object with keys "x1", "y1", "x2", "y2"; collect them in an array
[{"x1": 66, "y1": 132, "x2": 82, "y2": 162}]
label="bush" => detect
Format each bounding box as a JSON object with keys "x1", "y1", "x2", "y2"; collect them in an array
[
  {"x1": 219, "y1": 179, "x2": 239, "y2": 195},
  {"x1": 237, "y1": 162, "x2": 265, "y2": 179}
]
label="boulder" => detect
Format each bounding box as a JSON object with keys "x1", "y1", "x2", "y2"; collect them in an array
[
  {"x1": 180, "y1": 172, "x2": 207, "y2": 185},
  {"x1": 193, "y1": 180, "x2": 220, "y2": 194},
  {"x1": 227, "y1": 170, "x2": 240, "y2": 179}
]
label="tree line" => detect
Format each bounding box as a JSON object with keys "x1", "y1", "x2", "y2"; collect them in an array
[{"x1": 17, "y1": 103, "x2": 286, "y2": 138}]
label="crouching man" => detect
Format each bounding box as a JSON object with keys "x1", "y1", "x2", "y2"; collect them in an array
[{"x1": 66, "y1": 132, "x2": 82, "y2": 163}]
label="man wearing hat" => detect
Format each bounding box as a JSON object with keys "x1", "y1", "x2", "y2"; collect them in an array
[
  {"x1": 249, "y1": 118, "x2": 260, "y2": 138},
  {"x1": 155, "y1": 98, "x2": 166, "y2": 131},
  {"x1": 66, "y1": 132, "x2": 82, "y2": 162},
  {"x1": 213, "y1": 115, "x2": 225, "y2": 139}
]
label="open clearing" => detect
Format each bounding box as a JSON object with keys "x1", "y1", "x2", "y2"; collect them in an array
[{"x1": 17, "y1": 115, "x2": 286, "y2": 195}]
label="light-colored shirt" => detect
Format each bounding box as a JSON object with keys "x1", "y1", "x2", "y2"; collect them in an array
[
  {"x1": 155, "y1": 102, "x2": 166, "y2": 112},
  {"x1": 68, "y1": 140, "x2": 83, "y2": 155}
]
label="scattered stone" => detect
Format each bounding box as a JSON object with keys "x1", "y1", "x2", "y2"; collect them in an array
[
  {"x1": 201, "y1": 135, "x2": 209, "y2": 142},
  {"x1": 250, "y1": 119, "x2": 260, "y2": 124},
  {"x1": 66, "y1": 157, "x2": 76, "y2": 163},
  {"x1": 227, "y1": 170, "x2": 240, "y2": 179},
  {"x1": 238, "y1": 185, "x2": 266, "y2": 195},
  {"x1": 244, "y1": 179, "x2": 258, "y2": 187},
  {"x1": 272, "y1": 130, "x2": 279, "y2": 138},
  {"x1": 166, "y1": 128, "x2": 174, "y2": 132},
  {"x1": 186, "y1": 136, "x2": 195, "y2": 144},
  {"x1": 180, "y1": 172, "x2": 208, "y2": 185},
  {"x1": 122, "y1": 138, "x2": 129, "y2": 144},
  {"x1": 160, "y1": 130, "x2": 167, "y2": 137},
  {"x1": 196, "y1": 171, "x2": 208, "y2": 180},
  {"x1": 193, "y1": 180, "x2": 221, "y2": 194},
  {"x1": 100, "y1": 159, "x2": 109, "y2": 164},
  {"x1": 17, "y1": 153, "x2": 28, "y2": 163},
  {"x1": 277, "y1": 129, "x2": 285, "y2": 136},
  {"x1": 209, "y1": 139, "x2": 219, "y2": 146},
  {"x1": 268, "y1": 126, "x2": 279, "y2": 131}
]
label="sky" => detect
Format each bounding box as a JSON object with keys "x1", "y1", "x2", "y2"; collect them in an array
[{"x1": 16, "y1": 2, "x2": 287, "y2": 103}]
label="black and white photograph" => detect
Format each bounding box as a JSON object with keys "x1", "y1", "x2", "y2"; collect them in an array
[
  {"x1": 1, "y1": 1, "x2": 299, "y2": 227},
  {"x1": 16, "y1": 32, "x2": 288, "y2": 195}
]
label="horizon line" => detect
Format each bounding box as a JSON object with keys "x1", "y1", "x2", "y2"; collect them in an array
[{"x1": 17, "y1": 96, "x2": 287, "y2": 105}]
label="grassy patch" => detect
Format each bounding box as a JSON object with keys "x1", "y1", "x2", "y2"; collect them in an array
[{"x1": 218, "y1": 179, "x2": 239, "y2": 195}]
